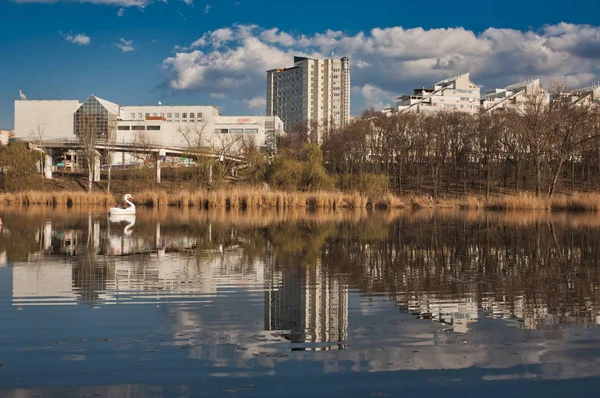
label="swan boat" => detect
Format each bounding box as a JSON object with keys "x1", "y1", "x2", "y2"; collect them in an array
[{"x1": 109, "y1": 194, "x2": 136, "y2": 215}]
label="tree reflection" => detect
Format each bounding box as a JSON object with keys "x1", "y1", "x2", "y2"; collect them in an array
[{"x1": 5, "y1": 208, "x2": 600, "y2": 333}]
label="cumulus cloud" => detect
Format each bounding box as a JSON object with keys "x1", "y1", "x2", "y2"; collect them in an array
[
  {"x1": 260, "y1": 28, "x2": 295, "y2": 46},
  {"x1": 356, "y1": 85, "x2": 394, "y2": 110},
  {"x1": 204, "y1": 3, "x2": 211, "y2": 13},
  {"x1": 245, "y1": 97, "x2": 266, "y2": 110},
  {"x1": 115, "y1": 38, "x2": 134, "y2": 52},
  {"x1": 60, "y1": 31, "x2": 90, "y2": 45},
  {"x1": 162, "y1": 23, "x2": 600, "y2": 114}
]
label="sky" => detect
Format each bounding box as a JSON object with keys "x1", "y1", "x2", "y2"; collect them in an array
[{"x1": 1, "y1": 0, "x2": 599, "y2": 129}]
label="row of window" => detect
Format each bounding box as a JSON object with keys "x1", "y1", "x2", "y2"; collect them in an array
[
  {"x1": 217, "y1": 128, "x2": 259, "y2": 134},
  {"x1": 118, "y1": 125, "x2": 264, "y2": 133},
  {"x1": 118, "y1": 125, "x2": 161, "y2": 131},
  {"x1": 128, "y1": 112, "x2": 203, "y2": 119}
]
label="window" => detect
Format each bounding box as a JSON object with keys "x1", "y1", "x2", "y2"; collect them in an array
[
  {"x1": 197, "y1": 113, "x2": 202, "y2": 119},
  {"x1": 189, "y1": 113, "x2": 195, "y2": 119},
  {"x1": 167, "y1": 113, "x2": 172, "y2": 118},
  {"x1": 160, "y1": 113, "x2": 165, "y2": 117},
  {"x1": 174, "y1": 113, "x2": 180, "y2": 118},
  {"x1": 147, "y1": 125, "x2": 160, "y2": 130},
  {"x1": 244, "y1": 128, "x2": 258, "y2": 134},
  {"x1": 145, "y1": 113, "x2": 149, "y2": 118},
  {"x1": 118, "y1": 125, "x2": 130, "y2": 130},
  {"x1": 230, "y1": 128, "x2": 244, "y2": 134},
  {"x1": 182, "y1": 113, "x2": 187, "y2": 119},
  {"x1": 138, "y1": 113, "x2": 143, "y2": 119},
  {"x1": 131, "y1": 125, "x2": 145, "y2": 130},
  {"x1": 152, "y1": 113, "x2": 157, "y2": 116},
  {"x1": 130, "y1": 113, "x2": 135, "y2": 119},
  {"x1": 217, "y1": 128, "x2": 229, "y2": 134}
]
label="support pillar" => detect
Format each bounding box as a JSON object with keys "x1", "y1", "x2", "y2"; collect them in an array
[
  {"x1": 44, "y1": 149, "x2": 53, "y2": 179},
  {"x1": 94, "y1": 150, "x2": 101, "y2": 182},
  {"x1": 156, "y1": 149, "x2": 166, "y2": 183}
]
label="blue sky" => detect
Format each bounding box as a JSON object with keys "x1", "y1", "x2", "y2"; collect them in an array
[{"x1": 1, "y1": 0, "x2": 600, "y2": 129}]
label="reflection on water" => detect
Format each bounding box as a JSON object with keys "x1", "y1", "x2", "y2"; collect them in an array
[{"x1": 3, "y1": 208, "x2": 600, "y2": 396}]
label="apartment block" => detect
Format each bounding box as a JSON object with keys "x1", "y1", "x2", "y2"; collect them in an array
[
  {"x1": 481, "y1": 78, "x2": 550, "y2": 111},
  {"x1": 267, "y1": 56, "x2": 350, "y2": 142},
  {"x1": 395, "y1": 73, "x2": 481, "y2": 114}
]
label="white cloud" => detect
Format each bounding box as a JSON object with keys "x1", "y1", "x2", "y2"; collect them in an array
[
  {"x1": 260, "y1": 28, "x2": 295, "y2": 46},
  {"x1": 356, "y1": 85, "x2": 393, "y2": 110},
  {"x1": 181, "y1": 0, "x2": 193, "y2": 5},
  {"x1": 162, "y1": 23, "x2": 600, "y2": 114},
  {"x1": 13, "y1": 0, "x2": 152, "y2": 7},
  {"x1": 117, "y1": 7, "x2": 125, "y2": 16},
  {"x1": 60, "y1": 31, "x2": 90, "y2": 45},
  {"x1": 115, "y1": 38, "x2": 134, "y2": 52},
  {"x1": 204, "y1": 3, "x2": 211, "y2": 13},
  {"x1": 245, "y1": 97, "x2": 266, "y2": 110}
]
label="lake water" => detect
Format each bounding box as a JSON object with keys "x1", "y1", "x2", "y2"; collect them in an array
[{"x1": 2, "y1": 207, "x2": 600, "y2": 397}]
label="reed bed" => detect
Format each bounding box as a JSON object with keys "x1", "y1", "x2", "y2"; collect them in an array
[
  {"x1": 2, "y1": 188, "x2": 600, "y2": 212},
  {"x1": 0, "y1": 191, "x2": 115, "y2": 206},
  {"x1": 132, "y1": 188, "x2": 372, "y2": 209}
]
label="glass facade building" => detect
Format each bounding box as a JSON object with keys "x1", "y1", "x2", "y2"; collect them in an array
[{"x1": 75, "y1": 95, "x2": 118, "y2": 140}]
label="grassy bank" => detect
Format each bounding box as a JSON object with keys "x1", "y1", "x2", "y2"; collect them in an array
[{"x1": 2, "y1": 188, "x2": 600, "y2": 211}]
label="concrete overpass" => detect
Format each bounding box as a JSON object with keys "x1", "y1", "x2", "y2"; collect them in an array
[{"x1": 17, "y1": 138, "x2": 249, "y2": 183}]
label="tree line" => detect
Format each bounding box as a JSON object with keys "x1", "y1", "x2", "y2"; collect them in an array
[
  {"x1": 1, "y1": 83, "x2": 598, "y2": 198},
  {"x1": 249, "y1": 84, "x2": 600, "y2": 198}
]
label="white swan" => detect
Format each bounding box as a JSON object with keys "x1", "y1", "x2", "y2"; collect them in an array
[{"x1": 109, "y1": 194, "x2": 136, "y2": 215}]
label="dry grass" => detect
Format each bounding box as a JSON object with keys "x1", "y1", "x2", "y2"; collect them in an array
[
  {"x1": 2, "y1": 187, "x2": 600, "y2": 212},
  {"x1": 128, "y1": 188, "x2": 373, "y2": 209},
  {"x1": 0, "y1": 191, "x2": 115, "y2": 206}
]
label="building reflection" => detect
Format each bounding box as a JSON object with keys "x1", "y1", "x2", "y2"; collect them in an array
[
  {"x1": 264, "y1": 259, "x2": 348, "y2": 349},
  {"x1": 395, "y1": 294, "x2": 478, "y2": 334},
  {"x1": 6, "y1": 211, "x2": 600, "y2": 336}
]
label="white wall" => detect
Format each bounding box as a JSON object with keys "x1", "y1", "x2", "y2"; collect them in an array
[
  {"x1": 14, "y1": 100, "x2": 282, "y2": 154},
  {"x1": 14, "y1": 100, "x2": 80, "y2": 141},
  {"x1": 115, "y1": 115, "x2": 282, "y2": 152}
]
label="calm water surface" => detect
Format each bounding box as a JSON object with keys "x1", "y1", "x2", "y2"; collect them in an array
[{"x1": 2, "y1": 207, "x2": 600, "y2": 397}]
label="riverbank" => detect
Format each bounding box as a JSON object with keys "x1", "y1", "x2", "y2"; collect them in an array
[{"x1": 1, "y1": 188, "x2": 600, "y2": 211}]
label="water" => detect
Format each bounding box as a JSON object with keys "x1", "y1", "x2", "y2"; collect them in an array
[{"x1": 2, "y1": 207, "x2": 600, "y2": 397}]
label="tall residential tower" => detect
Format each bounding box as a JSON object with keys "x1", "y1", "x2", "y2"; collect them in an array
[{"x1": 266, "y1": 56, "x2": 350, "y2": 142}]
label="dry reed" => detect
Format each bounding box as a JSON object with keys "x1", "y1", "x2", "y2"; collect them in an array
[
  {"x1": 0, "y1": 191, "x2": 115, "y2": 206},
  {"x1": 2, "y1": 188, "x2": 600, "y2": 212}
]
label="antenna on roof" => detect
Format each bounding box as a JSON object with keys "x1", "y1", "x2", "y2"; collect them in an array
[
  {"x1": 19, "y1": 90, "x2": 26, "y2": 100},
  {"x1": 158, "y1": 101, "x2": 162, "y2": 105}
]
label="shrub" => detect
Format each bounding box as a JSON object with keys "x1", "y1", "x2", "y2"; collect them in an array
[
  {"x1": 267, "y1": 148, "x2": 303, "y2": 190},
  {"x1": 0, "y1": 143, "x2": 44, "y2": 192}
]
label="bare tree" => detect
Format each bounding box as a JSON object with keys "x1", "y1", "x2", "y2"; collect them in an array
[
  {"x1": 33, "y1": 124, "x2": 46, "y2": 145},
  {"x1": 76, "y1": 114, "x2": 99, "y2": 192},
  {"x1": 208, "y1": 132, "x2": 245, "y2": 186},
  {"x1": 105, "y1": 116, "x2": 117, "y2": 194},
  {"x1": 178, "y1": 122, "x2": 212, "y2": 186}
]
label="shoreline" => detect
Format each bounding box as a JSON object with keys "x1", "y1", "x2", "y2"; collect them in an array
[{"x1": 1, "y1": 188, "x2": 600, "y2": 211}]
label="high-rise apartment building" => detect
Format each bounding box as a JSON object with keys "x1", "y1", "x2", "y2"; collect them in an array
[{"x1": 266, "y1": 56, "x2": 350, "y2": 142}]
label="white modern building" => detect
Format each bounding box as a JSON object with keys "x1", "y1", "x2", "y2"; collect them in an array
[
  {"x1": 481, "y1": 78, "x2": 550, "y2": 112},
  {"x1": 570, "y1": 82, "x2": 600, "y2": 107},
  {"x1": 394, "y1": 73, "x2": 481, "y2": 114},
  {"x1": 14, "y1": 95, "x2": 284, "y2": 156},
  {"x1": 266, "y1": 55, "x2": 351, "y2": 142}
]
